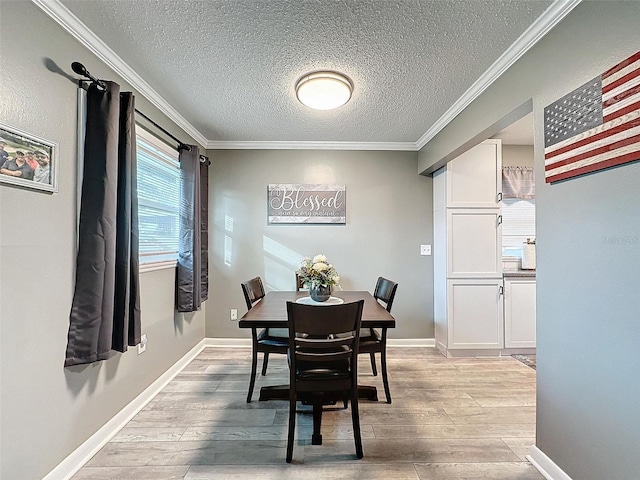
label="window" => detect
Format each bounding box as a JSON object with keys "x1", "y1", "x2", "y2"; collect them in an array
[
  {"x1": 501, "y1": 198, "x2": 536, "y2": 258},
  {"x1": 136, "y1": 127, "x2": 180, "y2": 266}
]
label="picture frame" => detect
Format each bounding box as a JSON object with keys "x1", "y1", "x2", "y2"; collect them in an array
[
  {"x1": 0, "y1": 122, "x2": 58, "y2": 193},
  {"x1": 267, "y1": 184, "x2": 346, "y2": 224}
]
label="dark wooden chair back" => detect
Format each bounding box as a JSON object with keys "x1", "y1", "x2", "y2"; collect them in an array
[
  {"x1": 373, "y1": 276, "x2": 398, "y2": 313},
  {"x1": 285, "y1": 300, "x2": 364, "y2": 462},
  {"x1": 241, "y1": 276, "x2": 265, "y2": 310},
  {"x1": 295, "y1": 273, "x2": 305, "y2": 291}
]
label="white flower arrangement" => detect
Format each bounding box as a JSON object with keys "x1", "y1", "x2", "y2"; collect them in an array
[{"x1": 296, "y1": 254, "x2": 341, "y2": 288}]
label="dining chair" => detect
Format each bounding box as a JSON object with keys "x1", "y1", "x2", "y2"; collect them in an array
[
  {"x1": 295, "y1": 273, "x2": 305, "y2": 291},
  {"x1": 241, "y1": 276, "x2": 289, "y2": 403},
  {"x1": 285, "y1": 299, "x2": 364, "y2": 463},
  {"x1": 359, "y1": 276, "x2": 398, "y2": 403}
]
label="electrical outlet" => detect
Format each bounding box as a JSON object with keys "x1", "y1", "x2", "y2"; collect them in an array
[
  {"x1": 230, "y1": 309, "x2": 238, "y2": 321},
  {"x1": 420, "y1": 244, "x2": 432, "y2": 256},
  {"x1": 137, "y1": 334, "x2": 147, "y2": 354}
]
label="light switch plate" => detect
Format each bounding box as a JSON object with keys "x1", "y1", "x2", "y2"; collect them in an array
[
  {"x1": 230, "y1": 309, "x2": 238, "y2": 321},
  {"x1": 420, "y1": 244, "x2": 431, "y2": 256}
]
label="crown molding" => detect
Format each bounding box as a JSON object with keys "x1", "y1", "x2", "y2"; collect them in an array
[
  {"x1": 206, "y1": 140, "x2": 418, "y2": 151},
  {"x1": 32, "y1": 0, "x2": 209, "y2": 148},
  {"x1": 34, "y1": 0, "x2": 579, "y2": 153},
  {"x1": 415, "y1": 0, "x2": 582, "y2": 150}
]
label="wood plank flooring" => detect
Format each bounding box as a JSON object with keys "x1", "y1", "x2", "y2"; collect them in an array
[{"x1": 72, "y1": 347, "x2": 543, "y2": 480}]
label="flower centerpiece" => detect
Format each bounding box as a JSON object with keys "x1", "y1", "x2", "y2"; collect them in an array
[{"x1": 296, "y1": 254, "x2": 340, "y2": 302}]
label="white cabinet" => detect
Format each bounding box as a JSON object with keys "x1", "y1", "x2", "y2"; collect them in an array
[
  {"x1": 446, "y1": 141, "x2": 502, "y2": 208},
  {"x1": 433, "y1": 140, "x2": 503, "y2": 357},
  {"x1": 447, "y1": 279, "x2": 504, "y2": 350},
  {"x1": 447, "y1": 209, "x2": 502, "y2": 277},
  {"x1": 504, "y1": 278, "x2": 536, "y2": 348}
]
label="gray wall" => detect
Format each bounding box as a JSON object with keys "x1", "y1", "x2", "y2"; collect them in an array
[
  {"x1": 206, "y1": 149, "x2": 433, "y2": 339},
  {"x1": 0, "y1": 3, "x2": 205, "y2": 479},
  {"x1": 419, "y1": 2, "x2": 640, "y2": 479},
  {"x1": 502, "y1": 145, "x2": 534, "y2": 168}
]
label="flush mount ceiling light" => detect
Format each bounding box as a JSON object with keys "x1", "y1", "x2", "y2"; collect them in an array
[{"x1": 295, "y1": 71, "x2": 353, "y2": 110}]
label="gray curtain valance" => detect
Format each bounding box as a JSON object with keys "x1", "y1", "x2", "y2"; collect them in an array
[{"x1": 502, "y1": 166, "x2": 535, "y2": 199}]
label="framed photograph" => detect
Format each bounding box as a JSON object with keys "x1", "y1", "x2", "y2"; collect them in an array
[{"x1": 0, "y1": 122, "x2": 58, "y2": 193}]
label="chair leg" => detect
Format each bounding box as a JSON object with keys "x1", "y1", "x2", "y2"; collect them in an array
[
  {"x1": 286, "y1": 392, "x2": 296, "y2": 463},
  {"x1": 261, "y1": 352, "x2": 269, "y2": 376},
  {"x1": 350, "y1": 385, "x2": 363, "y2": 459},
  {"x1": 381, "y1": 329, "x2": 391, "y2": 404},
  {"x1": 311, "y1": 396, "x2": 323, "y2": 445},
  {"x1": 247, "y1": 329, "x2": 258, "y2": 403},
  {"x1": 369, "y1": 352, "x2": 378, "y2": 376}
]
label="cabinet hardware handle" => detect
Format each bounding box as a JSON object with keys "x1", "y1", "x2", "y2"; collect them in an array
[
  {"x1": 497, "y1": 192, "x2": 503, "y2": 203},
  {"x1": 499, "y1": 286, "x2": 504, "y2": 296},
  {"x1": 497, "y1": 215, "x2": 503, "y2": 226}
]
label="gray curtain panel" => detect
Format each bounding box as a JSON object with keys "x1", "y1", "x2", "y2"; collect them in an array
[
  {"x1": 199, "y1": 158, "x2": 209, "y2": 303},
  {"x1": 176, "y1": 145, "x2": 209, "y2": 312},
  {"x1": 65, "y1": 82, "x2": 141, "y2": 367}
]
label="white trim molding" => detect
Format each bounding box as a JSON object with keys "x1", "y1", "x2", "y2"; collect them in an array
[
  {"x1": 31, "y1": 0, "x2": 208, "y2": 149},
  {"x1": 528, "y1": 445, "x2": 574, "y2": 480},
  {"x1": 43, "y1": 340, "x2": 207, "y2": 480},
  {"x1": 415, "y1": 0, "x2": 582, "y2": 150},
  {"x1": 206, "y1": 140, "x2": 418, "y2": 151},
  {"x1": 33, "y1": 0, "x2": 579, "y2": 152}
]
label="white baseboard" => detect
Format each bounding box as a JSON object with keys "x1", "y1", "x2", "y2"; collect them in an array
[
  {"x1": 387, "y1": 338, "x2": 435, "y2": 347},
  {"x1": 206, "y1": 337, "x2": 435, "y2": 348},
  {"x1": 528, "y1": 445, "x2": 574, "y2": 480},
  {"x1": 205, "y1": 337, "x2": 252, "y2": 347},
  {"x1": 43, "y1": 339, "x2": 207, "y2": 480},
  {"x1": 45, "y1": 336, "x2": 435, "y2": 478}
]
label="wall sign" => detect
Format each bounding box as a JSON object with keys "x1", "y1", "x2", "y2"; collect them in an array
[
  {"x1": 544, "y1": 50, "x2": 640, "y2": 183},
  {"x1": 268, "y1": 184, "x2": 346, "y2": 224}
]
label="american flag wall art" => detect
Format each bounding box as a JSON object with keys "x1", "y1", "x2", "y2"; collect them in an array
[{"x1": 544, "y1": 51, "x2": 640, "y2": 183}]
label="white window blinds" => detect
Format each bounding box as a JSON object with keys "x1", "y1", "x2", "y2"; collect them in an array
[
  {"x1": 136, "y1": 127, "x2": 180, "y2": 263},
  {"x1": 501, "y1": 198, "x2": 536, "y2": 257}
]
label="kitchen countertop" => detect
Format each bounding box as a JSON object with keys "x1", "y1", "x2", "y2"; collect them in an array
[{"x1": 503, "y1": 270, "x2": 536, "y2": 278}]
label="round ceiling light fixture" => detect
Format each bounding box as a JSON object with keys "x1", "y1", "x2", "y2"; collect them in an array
[{"x1": 295, "y1": 71, "x2": 353, "y2": 110}]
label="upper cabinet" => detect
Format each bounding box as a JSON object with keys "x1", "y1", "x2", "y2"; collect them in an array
[
  {"x1": 447, "y1": 209, "x2": 502, "y2": 278},
  {"x1": 446, "y1": 139, "x2": 502, "y2": 208}
]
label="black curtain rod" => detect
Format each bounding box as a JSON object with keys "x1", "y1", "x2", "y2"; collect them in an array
[
  {"x1": 72, "y1": 61, "x2": 211, "y2": 165},
  {"x1": 134, "y1": 109, "x2": 190, "y2": 152}
]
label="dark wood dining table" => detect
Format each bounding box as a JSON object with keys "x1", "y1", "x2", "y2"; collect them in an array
[{"x1": 238, "y1": 290, "x2": 396, "y2": 403}]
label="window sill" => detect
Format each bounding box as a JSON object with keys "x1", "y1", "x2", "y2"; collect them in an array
[{"x1": 139, "y1": 259, "x2": 177, "y2": 274}]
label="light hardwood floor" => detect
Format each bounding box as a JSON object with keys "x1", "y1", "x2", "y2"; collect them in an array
[{"x1": 72, "y1": 347, "x2": 543, "y2": 480}]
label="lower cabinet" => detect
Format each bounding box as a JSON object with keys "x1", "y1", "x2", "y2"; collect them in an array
[
  {"x1": 503, "y1": 278, "x2": 536, "y2": 348},
  {"x1": 435, "y1": 277, "x2": 536, "y2": 356},
  {"x1": 447, "y1": 279, "x2": 504, "y2": 350}
]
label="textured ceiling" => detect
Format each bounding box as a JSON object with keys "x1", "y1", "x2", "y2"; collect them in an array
[{"x1": 59, "y1": 0, "x2": 553, "y2": 145}]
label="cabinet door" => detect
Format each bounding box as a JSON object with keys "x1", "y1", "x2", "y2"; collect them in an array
[
  {"x1": 504, "y1": 279, "x2": 536, "y2": 348},
  {"x1": 447, "y1": 209, "x2": 502, "y2": 277},
  {"x1": 446, "y1": 140, "x2": 502, "y2": 208},
  {"x1": 447, "y1": 279, "x2": 504, "y2": 349}
]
